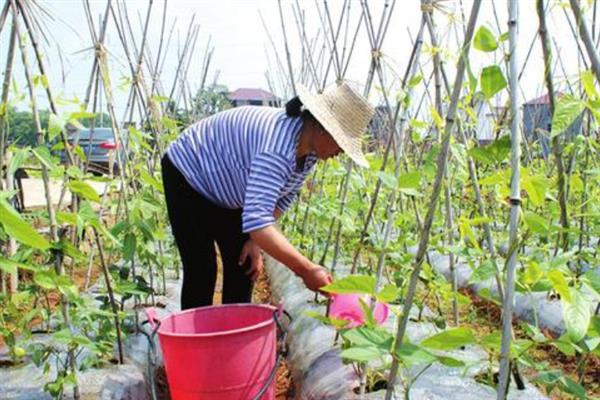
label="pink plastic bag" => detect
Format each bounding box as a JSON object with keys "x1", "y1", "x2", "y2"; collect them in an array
[{"x1": 329, "y1": 294, "x2": 389, "y2": 328}]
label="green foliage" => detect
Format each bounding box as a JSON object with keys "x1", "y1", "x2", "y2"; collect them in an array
[
  {"x1": 321, "y1": 274, "x2": 376, "y2": 295},
  {"x1": 192, "y1": 84, "x2": 232, "y2": 118},
  {"x1": 0, "y1": 201, "x2": 50, "y2": 249},
  {"x1": 562, "y1": 289, "x2": 592, "y2": 343},
  {"x1": 550, "y1": 95, "x2": 585, "y2": 138},
  {"x1": 467, "y1": 135, "x2": 511, "y2": 165},
  {"x1": 473, "y1": 26, "x2": 498, "y2": 52},
  {"x1": 420, "y1": 327, "x2": 476, "y2": 350},
  {"x1": 480, "y1": 65, "x2": 507, "y2": 99}
]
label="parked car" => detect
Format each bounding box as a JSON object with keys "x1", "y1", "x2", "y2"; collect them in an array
[{"x1": 62, "y1": 127, "x2": 128, "y2": 175}]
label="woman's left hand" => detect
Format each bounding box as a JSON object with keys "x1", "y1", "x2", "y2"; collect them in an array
[{"x1": 239, "y1": 239, "x2": 264, "y2": 281}]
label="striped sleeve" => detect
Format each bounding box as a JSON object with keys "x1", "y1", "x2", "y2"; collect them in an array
[
  {"x1": 242, "y1": 152, "x2": 292, "y2": 233},
  {"x1": 276, "y1": 191, "x2": 298, "y2": 214}
]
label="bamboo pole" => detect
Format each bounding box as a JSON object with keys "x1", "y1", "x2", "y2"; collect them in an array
[
  {"x1": 497, "y1": 0, "x2": 521, "y2": 397},
  {"x1": 385, "y1": 1, "x2": 482, "y2": 397},
  {"x1": 423, "y1": 2, "x2": 459, "y2": 324},
  {"x1": 350, "y1": 15, "x2": 426, "y2": 274},
  {"x1": 0, "y1": 19, "x2": 17, "y2": 295},
  {"x1": 0, "y1": 1, "x2": 9, "y2": 34},
  {"x1": 537, "y1": 0, "x2": 570, "y2": 253},
  {"x1": 93, "y1": 228, "x2": 124, "y2": 364},
  {"x1": 14, "y1": 0, "x2": 74, "y2": 165},
  {"x1": 569, "y1": 0, "x2": 600, "y2": 82},
  {"x1": 277, "y1": 0, "x2": 297, "y2": 96},
  {"x1": 11, "y1": 2, "x2": 79, "y2": 397}
]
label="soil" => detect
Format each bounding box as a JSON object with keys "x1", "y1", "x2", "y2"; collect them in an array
[
  {"x1": 457, "y1": 289, "x2": 600, "y2": 400},
  {"x1": 252, "y1": 267, "x2": 295, "y2": 399}
]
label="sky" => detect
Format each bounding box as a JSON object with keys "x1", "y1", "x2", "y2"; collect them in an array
[{"x1": 1, "y1": 0, "x2": 597, "y2": 118}]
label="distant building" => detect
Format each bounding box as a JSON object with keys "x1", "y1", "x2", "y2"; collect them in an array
[
  {"x1": 228, "y1": 88, "x2": 280, "y2": 107},
  {"x1": 522, "y1": 92, "x2": 582, "y2": 157},
  {"x1": 474, "y1": 98, "x2": 495, "y2": 145},
  {"x1": 368, "y1": 105, "x2": 392, "y2": 148}
]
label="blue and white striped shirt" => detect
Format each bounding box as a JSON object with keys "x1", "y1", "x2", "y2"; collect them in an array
[{"x1": 167, "y1": 106, "x2": 318, "y2": 233}]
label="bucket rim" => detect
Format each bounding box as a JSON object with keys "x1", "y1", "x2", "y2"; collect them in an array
[{"x1": 157, "y1": 303, "x2": 277, "y2": 338}]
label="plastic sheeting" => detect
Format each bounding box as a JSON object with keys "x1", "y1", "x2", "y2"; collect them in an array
[
  {"x1": 265, "y1": 256, "x2": 548, "y2": 399},
  {"x1": 0, "y1": 276, "x2": 183, "y2": 400},
  {"x1": 0, "y1": 335, "x2": 148, "y2": 400},
  {"x1": 425, "y1": 249, "x2": 598, "y2": 336}
]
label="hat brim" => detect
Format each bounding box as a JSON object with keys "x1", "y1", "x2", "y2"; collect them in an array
[{"x1": 298, "y1": 86, "x2": 369, "y2": 168}]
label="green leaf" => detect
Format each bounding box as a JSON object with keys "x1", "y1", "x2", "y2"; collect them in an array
[
  {"x1": 341, "y1": 326, "x2": 393, "y2": 350},
  {"x1": 470, "y1": 260, "x2": 497, "y2": 283},
  {"x1": 421, "y1": 327, "x2": 476, "y2": 350},
  {"x1": 436, "y1": 355, "x2": 465, "y2": 367},
  {"x1": 341, "y1": 346, "x2": 384, "y2": 362},
  {"x1": 376, "y1": 284, "x2": 400, "y2": 303},
  {"x1": 139, "y1": 169, "x2": 163, "y2": 193},
  {"x1": 523, "y1": 261, "x2": 543, "y2": 287},
  {"x1": 48, "y1": 113, "x2": 64, "y2": 141},
  {"x1": 398, "y1": 171, "x2": 421, "y2": 190},
  {"x1": 429, "y1": 106, "x2": 444, "y2": 129},
  {"x1": 522, "y1": 173, "x2": 550, "y2": 207},
  {"x1": 123, "y1": 232, "x2": 136, "y2": 261},
  {"x1": 548, "y1": 269, "x2": 571, "y2": 302},
  {"x1": 480, "y1": 65, "x2": 507, "y2": 99},
  {"x1": 552, "y1": 339, "x2": 578, "y2": 356},
  {"x1": 563, "y1": 290, "x2": 591, "y2": 343},
  {"x1": 560, "y1": 375, "x2": 587, "y2": 399},
  {"x1": 34, "y1": 271, "x2": 56, "y2": 290},
  {"x1": 395, "y1": 342, "x2": 437, "y2": 365},
  {"x1": 69, "y1": 180, "x2": 101, "y2": 203},
  {"x1": 583, "y1": 337, "x2": 600, "y2": 352},
  {"x1": 304, "y1": 311, "x2": 349, "y2": 329},
  {"x1": 56, "y1": 212, "x2": 79, "y2": 226},
  {"x1": 523, "y1": 211, "x2": 550, "y2": 234},
  {"x1": 467, "y1": 135, "x2": 511, "y2": 165},
  {"x1": 0, "y1": 201, "x2": 50, "y2": 250},
  {"x1": 0, "y1": 256, "x2": 18, "y2": 274},
  {"x1": 54, "y1": 239, "x2": 85, "y2": 262},
  {"x1": 550, "y1": 95, "x2": 584, "y2": 137},
  {"x1": 377, "y1": 171, "x2": 397, "y2": 189},
  {"x1": 581, "y1": 70, "x2": 598, "y2": 101},
  {"x1": 321, "y1": 275, "x2": 376, "y2": 295},
  {"x1": 7, "y1": 147, "x2": 30, "y2": 176},
  {"x1": 31, "y1": 146, "x2": 56, "y2": 170},
  {"x1": 473, "y1": 26, "x2": 498, "y2": 52},
  {"x1": 458, "y1": 217, "x2": 480, "y2": 250},
  {"x1": 408, "y1": 74, "x2": 423, "y2": 88},
  {"x1": 583, "y1": 270, "x2": 600, "y2": 296}
]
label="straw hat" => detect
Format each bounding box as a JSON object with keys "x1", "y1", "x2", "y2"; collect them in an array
[{"x1": 298, "y1": 82, "x2": 375, "y2": 168}]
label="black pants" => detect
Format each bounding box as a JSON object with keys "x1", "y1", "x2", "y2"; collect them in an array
[{"x1": 161, "y1": 155, "x2": 253, "y2": 310}]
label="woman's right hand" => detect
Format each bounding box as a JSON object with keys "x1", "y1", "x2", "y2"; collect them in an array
[{"x1": 301, "y1": 263, "x2": 333, "y2": 295}]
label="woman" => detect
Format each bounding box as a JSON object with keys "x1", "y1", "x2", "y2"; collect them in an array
[{"x1": 162, "y1": 82, "x2": 374, "y2": 310}]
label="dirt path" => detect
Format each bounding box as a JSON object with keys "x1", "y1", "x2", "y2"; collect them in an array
[{"x1": 252, "y1": 270, "x2": 294, "y2": 399}]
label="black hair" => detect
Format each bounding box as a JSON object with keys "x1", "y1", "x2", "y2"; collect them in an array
[
  {"x1": 285, "y1": 96, "x2": 303, "y2": 117},
  {"x1": 285, "y1": 96, "x2": 317, "y2": 123}
]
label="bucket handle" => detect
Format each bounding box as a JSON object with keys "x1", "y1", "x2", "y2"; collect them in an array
[
  {"x1": 252, "y1": 305, "x2": 292, "y2": 400},
  {"x1": 140, "y1": 308, "x2": 162, "y2": 400}
]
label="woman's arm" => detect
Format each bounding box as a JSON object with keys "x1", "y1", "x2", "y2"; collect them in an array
[{"x1": 250, "y1": 225, "x2": 332, "y2": 292}]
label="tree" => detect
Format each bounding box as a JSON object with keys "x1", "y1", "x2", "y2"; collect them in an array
[
  {"x1": 4, "y1": 107, "x2": 112, "y2": 148},
  {"x1": 191, "y1": 84, "x2": 232, "y2": 119}
]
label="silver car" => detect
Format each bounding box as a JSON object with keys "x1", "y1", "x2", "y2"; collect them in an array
[{"x1": 64, "y1": 127, "x2": 128, "y2": 174}]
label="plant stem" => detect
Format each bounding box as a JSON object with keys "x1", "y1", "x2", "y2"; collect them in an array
[
  {"x1": 385, "y1": 2, "x2": 482, "y2": 398},
  {"x1": 497, "y1": 0, "x2": 522, "y2": 398}
]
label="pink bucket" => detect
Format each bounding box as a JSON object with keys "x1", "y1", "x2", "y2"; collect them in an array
[{"x1": 148, "y1": 304, "x2": 281, "y2": 400}]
